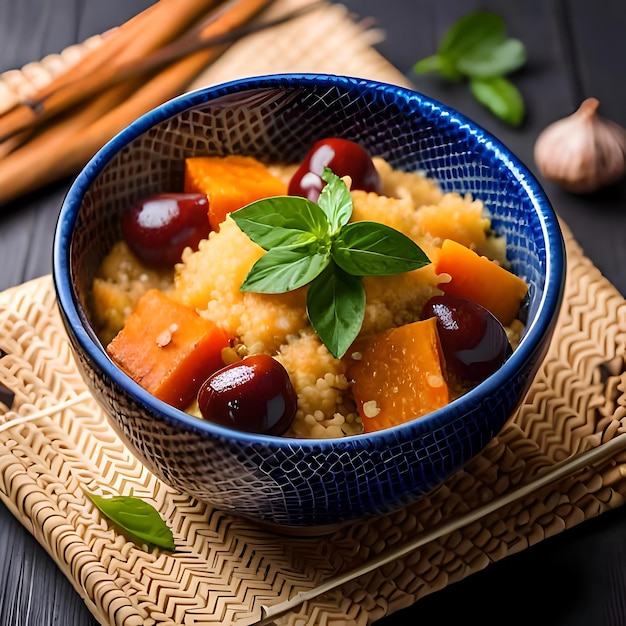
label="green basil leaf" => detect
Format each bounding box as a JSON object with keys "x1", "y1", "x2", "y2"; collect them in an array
[
  {"x1": 413, "y1": 54, "x2": 441, "y2": 75},
  {"x1": 306, "y1": 263, "x2": 365, "y2": 359},
  {"x1": 318, "y1": 168, "x2": 354, "y2": 233},
  {"x1": 85, "y1": 492, "x2": 175, "y2": 550},
  {"x1": 439, "y1": 11, "x2": 506, "y2": 60},
  {"x1": 412, "y1": 11, "x2": 527, "y2": 123},
  {"x1": 231, "y1": 196, "x2": 329, "y2": 249},
  {"x1": 456, "y1": 38, "x2": 526, "y2": 78},
  {"x1": 470, "y1": 76, "x2": 525, "y2": 126},
  {"x1": 413, "y1": 54, "x2": 463, "y2": 81},
  {"x1": 242, "y1": 246, "x2": 329, "y2": 293},
  {"x1": 332, "y1": 222, "x2": 430, "y2": 276},
  {"x1": 235, "y1": 166, "x2": 431, "y2": 356}
]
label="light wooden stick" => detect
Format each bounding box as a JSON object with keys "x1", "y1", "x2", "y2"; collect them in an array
[{"x1": 0, "y1": 0, "x2": 274, "y2": 207}]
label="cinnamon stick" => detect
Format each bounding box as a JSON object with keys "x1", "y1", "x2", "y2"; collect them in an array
[
  {"x1": 0, "y1": 0, "x2": 274, "y2": 206},
  {"x1": 0, "y1": 129, "x2": 31, "y2": 160},
  {"x1": 0, "y1": 0, "x2": 225, "y2": 143}
]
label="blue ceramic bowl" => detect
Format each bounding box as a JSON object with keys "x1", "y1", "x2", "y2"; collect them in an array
[{"x1": 53, "y1": 74, "x2": 565, "y2": 529}]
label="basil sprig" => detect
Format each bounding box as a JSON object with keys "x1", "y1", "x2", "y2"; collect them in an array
[
  {"x1": 231, "y1": 168, "x2": 430, "y2": 359},
  {"x1": 85, "y1": 490, "x2": 175, "y2": 550},
  {"x1": 413, "y1": 11, "x2": 526, "y2": 126}
]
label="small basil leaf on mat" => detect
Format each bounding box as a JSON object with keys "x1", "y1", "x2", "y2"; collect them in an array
[{"x1": 85, "y1": 491, "x2": 175, "y2": 550}]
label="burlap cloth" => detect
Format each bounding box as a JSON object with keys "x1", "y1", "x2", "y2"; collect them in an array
[{"x1": 1, "y1": 1, "x2": 625, "y2": 624}]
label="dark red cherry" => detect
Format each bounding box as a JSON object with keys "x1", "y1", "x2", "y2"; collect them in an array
[
  {"x1": 421, "y1": 294, "x2": 513, "y2": 383},
  {"x1": 288, "y1": 138, "x2": 382, "y2": 201},
  {"x1": 197, "y1": 354, "x2": 297, "y2": 436},
  {"x1": 121, "y1": 192, "x2": 210, "y2": 268}
]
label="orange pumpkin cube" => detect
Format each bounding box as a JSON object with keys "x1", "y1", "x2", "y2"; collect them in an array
[
  {"x1": 106, "y1": 289, "x2": 230, "y2": 409},
  {"x1": 347, "y1": 317, "x2": 449, "y2": 433},
  {"x1": 184, "y1": 155, "x2": 287, "y2": 231},
  {"x1": 435, "y1": 238, "x2": 528, "y2": 326}
]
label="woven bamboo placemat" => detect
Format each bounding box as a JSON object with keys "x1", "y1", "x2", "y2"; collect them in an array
[
  {"x1": 1, "y1": 1, "x2": 626, "y2": 624},
  {"x1": 0, "y1": 223, "x2": 624, "y2": 626}
]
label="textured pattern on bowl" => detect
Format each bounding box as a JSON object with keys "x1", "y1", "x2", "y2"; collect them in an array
[{"x1": 53, "y1": 74, "x2": 565, "y2": 527}]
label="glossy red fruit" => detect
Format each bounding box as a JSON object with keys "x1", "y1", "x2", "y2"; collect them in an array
[
  {"x1": 121, "y1": 192, "x2": 210, "y2": 268},
  {"x1": 197, "y1": 354, "x2": 297, "y2": 435},
  {"x1": 288, "y1": 137, "x2": 382, "y2": 201},
  {"x1": 421, "y1": 294, "x2": 513, "y2": 383}
]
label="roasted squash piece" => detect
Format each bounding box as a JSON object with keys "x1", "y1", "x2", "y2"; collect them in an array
[
  {"x1": 435, "y1": 238, "x2": 528, "y2": 326},
  {"x1": 106, "y1": 289, "x2": 230, "y2": 409},
  {"x1": 346, "y1": 317, "x2": 449, "y2": 433},
  {"x1": 184, "y1": 155, "x2": 287, "y2": 231}
]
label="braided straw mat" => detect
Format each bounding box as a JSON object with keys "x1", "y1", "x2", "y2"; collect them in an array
[{"x1": 1, "y1": 1, "x2": 626, "y2": 624}]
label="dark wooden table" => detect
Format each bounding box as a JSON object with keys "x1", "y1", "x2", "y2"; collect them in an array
[{"x1": 1, "y1": 1, "x2": 625, "y2": 624}]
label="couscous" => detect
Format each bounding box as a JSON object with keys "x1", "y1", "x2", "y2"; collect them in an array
[{"x1": 92, "y1": 143, "x2": 527, "y2": 439}]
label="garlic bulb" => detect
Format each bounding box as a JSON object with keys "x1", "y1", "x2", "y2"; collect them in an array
[{"x1": 534, "y1": 97, "x2": 626, "y2": 193}]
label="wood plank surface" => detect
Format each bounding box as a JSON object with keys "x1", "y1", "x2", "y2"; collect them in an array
[{"x1": 0, "y1": 1, "x2": 625, "y2": 625}]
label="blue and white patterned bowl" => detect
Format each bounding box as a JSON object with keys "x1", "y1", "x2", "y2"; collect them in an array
[{"x1": 53, "y1": 74, "x2": 565, "y2": 528}]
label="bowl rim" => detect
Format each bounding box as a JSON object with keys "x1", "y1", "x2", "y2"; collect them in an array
[{"x1": 53, "y1": 72, "x2": 566, "y2": 449}]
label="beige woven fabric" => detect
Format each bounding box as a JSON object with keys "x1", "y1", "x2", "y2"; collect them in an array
[
  {"x1": 1, "y1": 224, "x2": 624, "y2": 626},
  {"x1": 1, "y1": 1, "x2": 625, "y2": 624}
]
